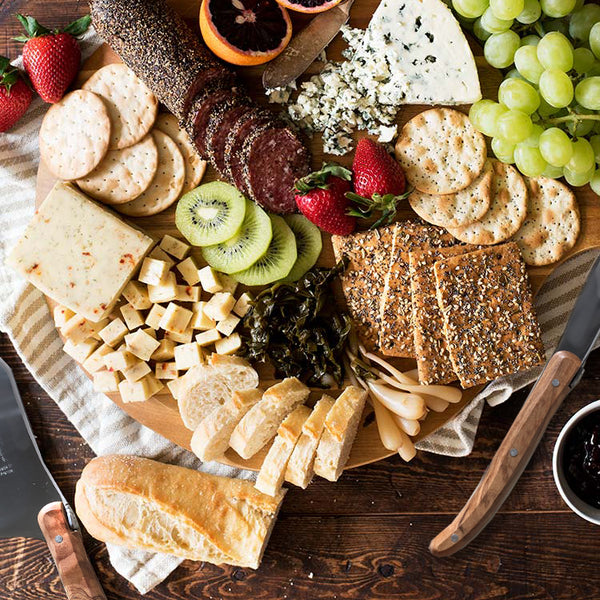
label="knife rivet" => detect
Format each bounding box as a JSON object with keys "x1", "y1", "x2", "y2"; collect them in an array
[
  {"x1": 55, "y1": 535, "x2": 63, "y2": 544},
  {"x1": 451, "y1": 534, "x2": 459, "y2": 542},
  {"x1": 510, "y1": 448, "x2": 518, "y2": 457},
  {"x1": 552, "y1": 379, "x2": 560, "y2": 387}
]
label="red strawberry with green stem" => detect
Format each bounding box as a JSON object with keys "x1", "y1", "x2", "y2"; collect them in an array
[
  {"x1": 294, "y1": 164, "x2": 356, "y2": 236},
  {"x1": 346, "y1": 138, "x2": 410, "y2": 229},
  {"x1": 0, "y1": 57, "x2": 33, "y2": 132},
  {"x1": 15, "y1": 14, "x2": 91, "y2": 103}
]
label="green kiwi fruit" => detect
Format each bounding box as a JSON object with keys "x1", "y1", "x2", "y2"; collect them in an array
[
  {"x1": 231, "y1": 215, "x2": 297, "y2": 285},
  {"x1": 175, "y1": 181, "x2": 246, "y2": 246},
  {"x1": 282, "y1": 214, "x2": 323, "y2": 282},
  {"x1": 201, "y1": 200, "x2": 272, "y2": 274}
]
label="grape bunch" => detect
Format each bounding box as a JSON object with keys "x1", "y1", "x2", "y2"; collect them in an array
[{"x1": 451, "y1": 0, "x2": 600, "y2": 194}]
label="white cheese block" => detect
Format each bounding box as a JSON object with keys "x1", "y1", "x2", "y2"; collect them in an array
[{"x1": 7, "y1": 182, "x2": 153, "y2": 322}]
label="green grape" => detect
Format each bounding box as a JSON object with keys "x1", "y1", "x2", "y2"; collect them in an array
[
  {"x1": 539, "y1": 127, "x2": 573, "y2": 166},
  {"x1": 498, "y1": 78, "x2": 540, "y2": 113},
  {"x1": 473, "y1": 18, "x2": 492, "y2": 41},
  {"x1": 569, "y1": 4, "x2": 600, "y2": 43},
  {"x1": 540, "y1": 0, "x2": 575, "y2": 18},
  {"x1": 542, "y1": 163, "x2": 564, "y2": 178},
  {"x1": 539, "y1": 69, "x2": 574, "y2": 107},
  {"x1": 469, "y1": 99, "x2": 495, "y2": 126},
  {"x1": 470, "y1": 101, "x2": 508, "y2": 136},
  {"x1": 568, "y1": 105, "x2": 596, "y2": 136},
  {"x1": 536, "y1": 32, "x2": 574, "y2": 72},
  {"x1": 514, "y1": 45, "x2": 545, "y2": 84},
  {"x1": 520, "y1": 35, "x2": 541, "y2": 46},
  {"x1": 514, "y1": 144, "x2": 547, "y2": 176},
  {"x1": 575, "y1": 77, "x2": 600, "y2": 111},
  {"x1": 492, "y1": 136, "x2": 516, "y2": 162},
  {"x1": 591, "y1": 23, "x2": 600, "y2": 60},
  {"x1": 590, "y1": 135, "x2": 600, "y2": 164},
  {"x1": 543, "y1": 18, "x2": 571, "y2": 36},
  {"x1": 453, "y1": 0, "x2": 489, "y2": 18},
  {"x1": 587, "y1": 62, "x2": 600, "y2": 77},
  {"x1": 538, "y1": 97, "x2": 562, "y2": 117},
  {"x1": 521, "y1": 123, "x2": 544, "y2": 147},
  {"x1": 573, "y1": 48, "x2": 596, "y2": 75},
  {"x1": 573, "y1": 0, "x2": 584, "y2": 10},
  {"x1": 516, "y1": 0, "x2": 541, "y2": 23},
  {"x1": 564, "y1": 165, "x2": 595, "y2": 186},
  {"x1": 480, "y1": 7, "x2": 513, "y2": 32},
  {"x1": 506, "y1": 68, "x2": 527, "y2": 80},
  {"x1": 484, "y1": 31, "x2": 521, "y2": 68},
  {"x1": 566, "y1": 138, "x2": 596, "y2": 173},
  {"x1": 490, "y1": 0, "x2": 524, "y2": 19},
  {"x1": 591, "y1": 169, "x2": 600, "y2": 196},
  {"x1": 497, "y1": 109, "x2": 533, "y2": 143}
]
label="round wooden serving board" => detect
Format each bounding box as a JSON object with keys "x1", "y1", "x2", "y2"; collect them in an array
[{"x1": 36, "y1": 0, "x2": 600, "y2": 471}]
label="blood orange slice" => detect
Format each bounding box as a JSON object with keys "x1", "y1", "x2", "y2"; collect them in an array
[
  {"x1": 200, "y1": 0, "x2": 292, "y2": 66},
  {"x1": 275, "y1": 0, "x2": 343, "y2": 13}
]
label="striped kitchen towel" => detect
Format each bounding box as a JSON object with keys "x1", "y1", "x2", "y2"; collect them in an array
[{"x1": 0, "y1": 26, "x2": 595, "y2": 593}]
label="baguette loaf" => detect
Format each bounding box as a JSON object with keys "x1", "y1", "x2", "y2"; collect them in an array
[
  {"x1": 75, "y1": 455, "x2": 285, "y2": 569},
  {"x1": 313, "y1": 387, "x2": 367, "y2": 482}
]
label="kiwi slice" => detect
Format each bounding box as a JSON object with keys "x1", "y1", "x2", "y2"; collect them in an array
[
  {"x1": 282, "y1": 214, "x2": 323, "y2": 282},
  {"x1": 202, "y1": 200, "x2": 272, "y2": 273},
  {"x1": 232, "y1": 215, "x2": 297, "y2": 285},
  {"x1": 175, "y1": 181, "x2": 246, "y2": 246}
]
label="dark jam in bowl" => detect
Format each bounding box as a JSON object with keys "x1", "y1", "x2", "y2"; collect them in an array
[{"x1": 563, "y1": 412, "x2": 600, "y2": 509}]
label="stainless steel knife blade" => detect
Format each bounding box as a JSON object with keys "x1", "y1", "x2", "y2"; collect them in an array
[{"x1": 262, "y1": 0, "x2": 354, "y2": 90}]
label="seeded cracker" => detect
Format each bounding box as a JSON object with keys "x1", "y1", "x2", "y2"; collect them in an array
[
  {"x1": 434, "y1": 243, "x2": 544, "y2": 389},
  {"x1": 332, "y1": 226, "x2": 396, "y2": 351},
  {"x1": 409, "y1": 245, "x2": 476, "y2": 385},
  {"x1": 379, "y1": 221, "x2": 456, "y2": 358}
]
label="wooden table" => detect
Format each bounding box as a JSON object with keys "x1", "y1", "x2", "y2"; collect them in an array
[{"x1": 3, "y1": 2, "x2": 600, "y2": 599}]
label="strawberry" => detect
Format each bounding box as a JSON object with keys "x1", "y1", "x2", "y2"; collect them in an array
[
  {"x1": 0, "y1": 57, "x2": 33, "y2": 132},
  {"x1": 346, "y1": 138, "x2": 410, "y2": 229},
  {"x1": 15, "y1": 14, "x2": 91, "y2": 103},
  {"x1": 294, "y1": 164, "x2": 356, "y2": 236}
]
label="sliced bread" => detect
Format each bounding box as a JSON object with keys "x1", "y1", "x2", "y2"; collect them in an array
[
  {"x1": 285, "y1": 396, "x2": 335, "y2": 489},
  {"x1": 313, "y1": 386, "x2": 367, "y2": 482},
  {"x1": 255, "y1": 405, "x2": 312, "y2": 497},
  {"x1": 229, "y1": 377, "x2": 310, "y2": 460}
]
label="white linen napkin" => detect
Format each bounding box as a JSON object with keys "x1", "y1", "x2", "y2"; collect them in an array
[{"x1": 0, "y1": 27, "x2": 593, "y2": 593}]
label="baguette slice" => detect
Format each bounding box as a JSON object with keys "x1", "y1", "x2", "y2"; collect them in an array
[
  {"x1": 255, "y1": 405, "x2": 312, "y2": 497},
  {"x1": 75, "y1": 455, "x2": 285, "y2": 569},
  {"x1": 191, "y1": 389, "x2": 263, "y2": 462},
  {"x1": 313, "y1": 386, "x2": 367, "y2": 482},
  {"x1": 285, "y1": 395, "x2": 335, "y2": 489},
  {"x1": 177, "y1": 354, "x2": 259, "y2": 430},
  {"x1": 230, "y1": 377, "x2": 310, "y2": 460}
]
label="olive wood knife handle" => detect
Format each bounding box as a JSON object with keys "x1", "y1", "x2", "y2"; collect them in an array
[
  {"x1": 429, "y1": 350, "x2": 582, "y2": 557},
  {"x1": 38, "y1": 501, "x2": 107, "y2": 600}
]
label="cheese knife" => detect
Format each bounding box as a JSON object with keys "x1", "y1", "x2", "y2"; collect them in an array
[
  {"x1": 429, "y1": 255, "x2": 600, "y2": 557},
  {"x1": 262, "y1": 0, "x2": 354, "y2": 90},
  {"x1": 0, "y1": 357, "x2": 106, "y2": 600}
]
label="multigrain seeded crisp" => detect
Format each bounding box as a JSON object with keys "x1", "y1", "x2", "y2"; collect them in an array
[{"x1": 433, "y1": 242, "x2": 545, "y2": 388}]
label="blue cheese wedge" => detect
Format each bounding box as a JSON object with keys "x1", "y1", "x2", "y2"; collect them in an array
[{"x1": 7, "y1": 182, "x2": 154, "y2": 322}]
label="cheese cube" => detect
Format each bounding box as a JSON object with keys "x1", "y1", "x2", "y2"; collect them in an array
[
  {"x1": 155, "y1": 362, "x2": 179, "y2": 380},
  {"x1": 104, "y1": 349, "x2": 138, "y2": 372},
  {"x1": 145, "y1": 374, "x2": 164, "y2": 397},
  {"x1": 159, "y1": 302, "x2": 193, "y2": 334},
  {"x1": 124, "y1": 329, "x2": 161, "y2": 361},
  {"x1": 145, "y1": 304, "x2": 166, "y2": 330},
  {"x1": 6, "y1": 182, "x2": 153, "y2": 322},
  {"x1": 196, "y1": 328, "x2": 221, "y2": 347},
  {"x1": 120, "y1": 304, "x2": 144, "y2": 330},
  {"x1": 147, "y1": 271, "x2": 177, "y2": 304},
  {"x1": 233, "y1": 293, "x2": 253, "y2": 318},
  {"x1": 174, "y1": 342, "x2": 204, "y2": 370},
  {"x1": 203, "y1": 293, "x2": 235, "y2": 322},
  {"x1": 159, "y1": 235, "x2": 190, "y2": 260},
  {"x1": 98, "y1": 318, "x2": 128, "y2": 347},
  {"x1": 53, "y1": 305, "x2": 75, "y2": 328},
  {"x1": 82, "y1": 343, "x2": 113, "y2": 373},
  {"x1": 138, "y1": 257, "x2": 170, "y2": 286},
  {"x1": 176, "y1": 257, "x2": 200, "y2": 286},
  {"x1": 175, "y1": 285, "x2": 200, "y2": 303},
  {"x1": 216, "y1": 314, "x2": 240, "y2": 337},
  {"x1": 214, "y1": 333, "x2": 242, "y2": 355},
  {"x1": 190, "y1": 302, "x2": 216, "y2": 330},
  {"x1": 151, "y1": 339, "x2": 176, "y2": 361},
  {"x1": 93, "y1": 370, "x2": 121, "y2": 393},
  {"x1": 198, "y1": 266, "x2": 223, "y2": 293},
  {"x1": 167, "y1": 377, "x2": 185, "y2": 399},
  {"x1": 63, "y1": 338, "x2": 99, "y2": 363},
  {"x1": 118, "y1": 377, "x2": 152, "y2": 403},
  {"x1": 122, "y1": 281, "x2": 152, "y2": 310},
  {"x1": 122, "y1": 360, "x2": 152, "y2": 383},
  {"x1": 61, "y1": 315, "x2": 108, "y2": 344},
  {"x1": 164, "y1": 327, "x2": 193, "y2": 344},
  {"x1": 149, "y1": 246, "x2": 175, "y2": 267},
  {"x1": 219, "y1": 274, "x2": 238, "y2": 295},
  {"x1": 142, "y1": 327, "x2": 157, "y2": 339}
]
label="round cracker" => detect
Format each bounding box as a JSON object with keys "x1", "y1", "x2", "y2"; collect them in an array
[
  {"x1": 83, "y1": 63, "x2": 158, "y2": 150},
  {"x1": 395, "y1": 108, "x2": 487, "y2": 194},
  {"x1": 512, "y1": 176, "x2": 580, "y2": 266},
  {"x1": 447, "y1": 160, "x2": 528, "y2": 245},
  {"x1": 115, "y1": 130, "x2": 185, "y2": 217},
  {"x1": 76, "y1": 134, "x2": 158, "y2": 204},
  {"x1": 154, "y1": 113, "x2": 207, "y2": 193},
  {"x1": 409, "y1": 160, "x2": 493, "y2": 229},
  {"x1": 39, "y1": 89, "x2": 111, "y2": 180}
]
